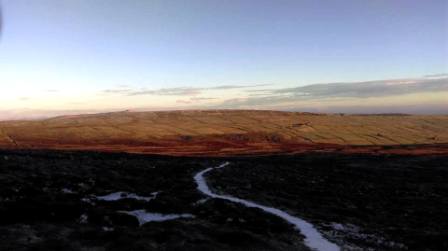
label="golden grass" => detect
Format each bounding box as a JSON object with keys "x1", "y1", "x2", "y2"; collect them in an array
[{"x1": 0, "y1": 110, "x2": 447, "y2": 155}]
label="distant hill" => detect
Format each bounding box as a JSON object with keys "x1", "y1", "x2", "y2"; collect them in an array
[{"x1": 1, "y1": 110, "x2": 447, "y2": 155}]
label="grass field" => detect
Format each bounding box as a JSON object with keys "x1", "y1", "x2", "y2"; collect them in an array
[{"x1": 1, "y1": 110, "x2": 447, "y2": 155}]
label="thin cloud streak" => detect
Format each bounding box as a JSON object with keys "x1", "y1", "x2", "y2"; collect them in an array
[
  {"x1": 213, "y1": 76, "x2": 448, "y2": 112},
  {"x1": 4, "y1": 75, "x2": 446, "y2": 120},
  {"x1": 245, "y1": 76, "x2": 448, "y2": 100},
  {"x1": 209, "y1": 84, "x2": 270, "y2": 90},
  {"x1": 190, "y1": 97, "x2": 217, "y2": 101},
  {"x1": 102, "y1": 84, "x2": 268, "y2": 97},
  {"x1": 129, "y1": 87, "x2": 202, "y2": 96},
  {"x1": 424, "y1": 73, "x2": 448, "y2": 78},
  {"x1": 102, "y1": 89, "x2": 133, "y2": 94}
]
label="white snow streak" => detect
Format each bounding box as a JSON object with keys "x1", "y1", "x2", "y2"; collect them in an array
[
  {"x1": 95, "y1": 191, "x2": 159, "y2": 202},
  {"x1": 194, "y1": 162, "x2": 340, "y2": 251},
  {"x1": 121, "y1": 210, "x2": 194, "y2": 226}
]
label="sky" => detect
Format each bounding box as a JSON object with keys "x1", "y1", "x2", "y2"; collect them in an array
[{"x1": 0, "y1": 0, "x2": 447, "y2": 119}]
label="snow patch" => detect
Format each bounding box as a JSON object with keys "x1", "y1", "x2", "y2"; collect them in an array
[
  {"x1": 194, "y1": 162, "x2": 340, "y2": 251},
  {"x1": 120, "y1": 210, "x2": 194, "y2": 226},
  {"x1": 323, "y1": 222, "x2": 406, "y2": 250},
  {"x1": 193, "y1": 198, "x2": 209, "y2": 205},
  {"x1": 81, "y1": 197, "x2": 95, "y2": 205},
  {"x1": 61, "y1": 188, "x2": 75, "y2": 194},
  {"x1": 95, "y1": 191, "x2": 159, "y2": 202},
  {"x1": 102, "y1": 226, "x2": 114, "y2": 232},
  {"x1": 79, "y1": 214, "x2": 88, "y2": 224}
]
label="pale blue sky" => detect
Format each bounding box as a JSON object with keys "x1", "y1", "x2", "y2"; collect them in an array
[{"x1": 0, "y1": 0, "x2": 447, "y2": 117}]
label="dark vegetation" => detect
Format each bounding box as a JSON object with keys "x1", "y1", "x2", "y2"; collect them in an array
[
  {"x1": 0, "y1": 150, "x2": 305, "y2": 251},
  {"x1": 0, "y1": 150, "x2": 447, "y2": 250},
  {"x1": 209, "y1": 154, "x2": 448, "y2": 250}
]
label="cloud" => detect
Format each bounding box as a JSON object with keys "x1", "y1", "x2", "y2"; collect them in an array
[
  {"x1": 190, "y1": 97, "x2": 217, "y2": 101},
  {"x1": 209, "y1": 84, "x2": 269, "y2": 90},
  {"x1": 272, "y1": 77, "x2": 448, "y2": 98},
  {"x1": 95, "y1": 75, "x2": 447, "y2": 114},
  {"x1": 243, "y1": 76, "x2": 448, "y2": 99},
  {"x1": 101, "y1": 84, "x2": 268, "y2": 97},
  {"x1": 218, "y1": 94, "x2": 295, "y2": 108},
  {"x1": 102, "y1": 89, "x2": 133, "y2": 94},
  {"x1": 129, "y1": 87, "x2": 202, "y2": 96},
  {"x1": 176, "y1": 97, "x2": 218, "y2": 104},
  {"x1": 424, "y1": 73, "x2": 448, "y2": 78},
  {"x1": 216, "y1": 76, "x2": 448, "y2": 110}
]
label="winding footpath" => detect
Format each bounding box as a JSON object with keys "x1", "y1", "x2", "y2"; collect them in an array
[{"x1": 194, "y1": 162, "x2": 340, "y2": 251}]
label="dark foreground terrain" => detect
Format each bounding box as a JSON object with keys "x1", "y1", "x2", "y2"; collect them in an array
[{"x1": 0, "y1": 150, "x2": 447, "y2": 250}]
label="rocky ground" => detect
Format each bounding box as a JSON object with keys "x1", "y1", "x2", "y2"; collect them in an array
[{"x1": 0, "y1": 150, "x2": 447, "y2": 250}]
